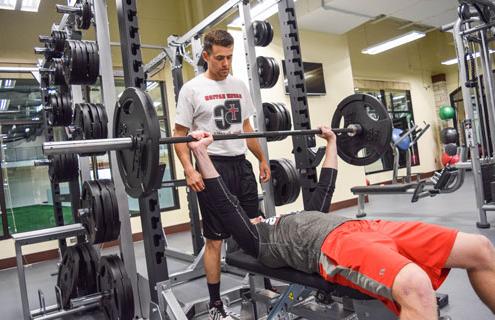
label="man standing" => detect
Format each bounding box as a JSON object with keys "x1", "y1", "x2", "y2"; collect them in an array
[{"x1": 173, "y1": 29, "x2": 270, "y2": 319}]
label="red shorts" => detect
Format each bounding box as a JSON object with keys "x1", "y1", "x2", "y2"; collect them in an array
[{"x1": 319, "y1": 220, "x2": 458, "y2": 315}]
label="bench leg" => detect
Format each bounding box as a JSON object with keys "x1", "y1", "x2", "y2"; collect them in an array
[{"x1": 356, "y1": 194, "x2": 367, "y2": 218}]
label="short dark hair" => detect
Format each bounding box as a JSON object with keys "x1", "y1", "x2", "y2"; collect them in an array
[{"x1": 203, "y1": 29, "x2": 234, "y2": 54}]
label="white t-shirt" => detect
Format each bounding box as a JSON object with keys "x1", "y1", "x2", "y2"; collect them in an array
[{"x1": 175, "y1": 74, "x2": 256, "y2": 156}]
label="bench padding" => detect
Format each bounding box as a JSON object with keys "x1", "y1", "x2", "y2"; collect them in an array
[{"x1": 226, "y1": 250, "x2": 372, "y2": 300}]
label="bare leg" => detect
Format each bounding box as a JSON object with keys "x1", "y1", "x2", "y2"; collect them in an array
[
  {"x1": 392, "y1": 263, "x2": 438, "y2": 320},
  {"x1": 204, "y1": 239, "x2": 222, "y2": 285},
  {"x1": 445, "y1": 232, "x2": 495, "y2": 313}
]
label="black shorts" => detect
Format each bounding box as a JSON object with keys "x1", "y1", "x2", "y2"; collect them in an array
[{"x1": 197, "y1": 154, "x2": 259, "y2": 240}]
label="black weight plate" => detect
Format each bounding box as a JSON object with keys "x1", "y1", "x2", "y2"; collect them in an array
[
  {"x1": 94, "y1": 103, "x2": 108, "y2": 138},
  {"x1": 278, "y1": 103, "x2": 292, "y2": 131},
  {"x1": 95, "y1": 180, "x2": 117, "y2": 242},
  {"x1": 271, "y1": 103, "x2": 286, "y2": 141},
  {"x1": 268, "y1": 58, "x2": 280, "y2": 88},
  {"x1": 99, "y1": 179, "x2": 120, "y2": 241},
  {"x1": 80, "y1": 103, "x2": 93, "y2": 139},
  {"x1": 75, "y1": 244, "x2": 97, "y2": 296},
  {"x1": 281, "y1": 158, "x2": 300, "y2": 203},
  {"x1": 81, "y1": 180, "x2": 106, "y2": 244},
  {"x1": 72, "y1": 104, "x2": 85, "y2": 140},
  {"x1": 77, "y1": 1, "x2": 92, "y2": 30},
  {"x1": 263, "y1": 21, "x2": 274, "y2": 46},
  {"x1": 63, "y1": 40, "x2": 75, "y2": 85},
  {"x1": 75, "y1": 40, "x2": 88, "y2": 84},
  {"x1": 280, "y1": 159, "x2": 294, "y2": 205},
  {"x1": 331, "y1": 93, "x2": 392, "y2": 166},
  {"x1": 47, "y1": 93, "x2": 56, "y2": 125},
  {"x1": 257, "y1": 56, "x2": 270, "y2": 88},
  {"x1": 87, "y1": 102, "x2": 103, "y2": 139},
  {"x1": 85, "y1": 244, "x2": 100, "y2": 278},
  {"x1": 275, "y1": 102, "x2": 291, "y2": 134},
  {"x1": 114, "y1": 87, "x2": 161, "y2": 198},
  {"x1": 259, "y1": 21, "x2": 269, "y2": 47},
  {"x1": 113, "y1": 255, "x2": 134, "y2": 320},
  {"x1": 98, "y1": 255, "x2": 134, "y2": 320},
  {"x1": 49, "y1": 154, "x2": 79, "y2": 183},
  {"x1": 57, "y1": 246, "x2": 80, "y2": 309},
  {"x1": 270, "y1": 159, "x2": 290, "y2": 206},
  {"x1": 51, "y1": 30, "x2": 67, "y2": 53},
  {"x1": 53, "y1": 59, "x2": 66, "y2": 86},
  {"x1": 82, "y1": 41, "x2": 92, "y2": 84},
  {"x1": 253, "y1": 21, "x2": 264, "y2": 46},
  {"x1": 263, "y1": 102, "x2": 282, "y2": 140},
  {"x1": 88, "y1": 42, "x2": 100, "y2": 83},
  {"x1": 61, "y1": 92, "x2": 73, "y2": 126}
]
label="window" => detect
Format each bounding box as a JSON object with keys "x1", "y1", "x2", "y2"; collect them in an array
[
  {"x1": 89, "y1": 79, "x2": 179, "y2": 215},
  {"x1": 354, "y1": 88, "x2": 420, "y2": 175},
  {"x1": 0, "y1": 76, "x2": 70, "y2": 236},
  {"x1": 0, "y1": 74, "x2": 179, "y2": 237}
]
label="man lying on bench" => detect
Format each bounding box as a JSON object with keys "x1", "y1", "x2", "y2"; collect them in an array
[{"x1": 188, "y1": 128, "x2": 495, "y2": 320}]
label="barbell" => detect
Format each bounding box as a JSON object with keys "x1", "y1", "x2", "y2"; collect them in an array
[{"x1": 43, "y1": 88, "x2": 392, "y2": 198}]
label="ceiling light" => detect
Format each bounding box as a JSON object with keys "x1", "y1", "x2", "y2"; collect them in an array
[
  {"x1": 21, "y1": 0, "x2": 40, "y2": 12},
  {"x1": 0, "y1": 100, "x2": 10, "y2": 110},
  {"x1": 0, "y1": 0, "x2": 15, "y2": 10},
  {"x1": 361, "y1": 31, "x2": 426, "y2": 55},
  {"x1": 441, "y1": 50, "x2": 495, "y2": 65},
  {"x1": 229, "y1": 0, "x2": 297, "y2": 28}
]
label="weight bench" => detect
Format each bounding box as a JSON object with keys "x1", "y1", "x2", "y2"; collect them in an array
[
  {"x1": 226, "y1": 250, "x2": 397, "y2": 320},
  {"x1": 351, "y1": 183, "x2": 418, "y2": 217}
]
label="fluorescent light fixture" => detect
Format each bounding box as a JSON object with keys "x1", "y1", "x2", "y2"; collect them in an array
[
  {"x1": 0, "y1": 0, "x2": 15, "y2": 10},
  {"x1": 2, "y1": 79, "x2": 15, "y2": 88},
  {"x1": 0, "y1": 100, "x2": 10, "y2": 110},
  {"x1": 21, "y1": 0, "x2": 40, "y2": 12},
  {"x1": 229, "y1": 0, "x2": 297, "y2": 27},
  {"x1": 441, "y1": 50, "x2": 495, "y2": 65},
  {"x1": 361, "y1": 31, "x2": 426, "y2": 55},
  {"x1": 146, "y1": 81, "x2": 159, "y2": 91}
]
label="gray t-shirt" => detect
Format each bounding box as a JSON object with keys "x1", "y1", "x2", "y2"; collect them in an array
[
  {"x1": 175, "y1": 74, "x2": 256, "y2": 156},
  {"x1": 255, "y1": 211, "x2": 350, "y2": 274}
]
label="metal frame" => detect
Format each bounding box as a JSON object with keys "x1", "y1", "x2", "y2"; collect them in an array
[
  {"x1": 451, "y1": 12, "x2": 493, "y2": 228},
  {"x1": 13, "y1": 223, "x2": 87, "y2": 319},
  {"x1": 239, "y1": 1, "x2": 276, "y2": 218},
  {"x1": 277, "y1": 0, "x2": 325, "y2": 210},
  {"x1": 116, "y1": 1, "x2": 168, "y2": 316}
]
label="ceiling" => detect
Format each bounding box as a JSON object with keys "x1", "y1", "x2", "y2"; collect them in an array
[{"x1": 296, "y1": 0, "x2": 459, "y2": 35}]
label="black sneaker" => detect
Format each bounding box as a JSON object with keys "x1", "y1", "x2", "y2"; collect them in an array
[{"x1": 208, "y1": 301, "x2": 232, "y2": 320}]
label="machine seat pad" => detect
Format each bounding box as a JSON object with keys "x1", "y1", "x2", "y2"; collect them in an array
[{"x1": 351, "y1": 183, "x2": 417, "y2": 194}]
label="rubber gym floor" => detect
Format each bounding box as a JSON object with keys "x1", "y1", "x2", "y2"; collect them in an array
[{"x1": 0, "y1": 172, "x2": 493, "y2": 319}]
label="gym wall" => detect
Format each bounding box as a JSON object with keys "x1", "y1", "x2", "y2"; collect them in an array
[{"x1": 346, "y1": 20, "x2": 458, "y2": 184}]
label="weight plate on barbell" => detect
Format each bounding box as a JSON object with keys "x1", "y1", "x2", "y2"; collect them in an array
[
  {"x1": 114, "y1": 87, "x2": 161, "y2": 198},
  {"x1": 331, "y1": 93, "x2": 392, "y2": 166}
]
